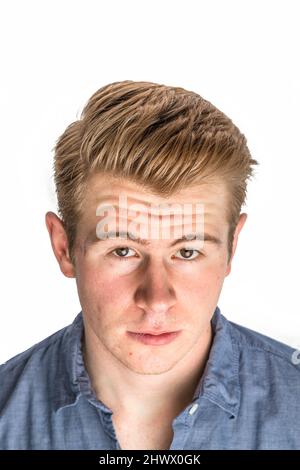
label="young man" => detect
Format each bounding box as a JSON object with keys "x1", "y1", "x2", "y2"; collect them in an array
[{"x1": 0, "y1": 80, "x2": 299, "y2": 450}]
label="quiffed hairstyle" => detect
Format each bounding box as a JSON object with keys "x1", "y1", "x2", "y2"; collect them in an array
[{"x1": 52, "y1": 80, "x2": 258, "y2": 265}]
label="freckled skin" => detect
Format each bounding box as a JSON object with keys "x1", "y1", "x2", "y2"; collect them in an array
[
  {"x1": 72, "y1": 175, "x2": 244, "y2": 373},
  {"x1": 45, "y1": 173, "x2": 247, "y2": 418}
]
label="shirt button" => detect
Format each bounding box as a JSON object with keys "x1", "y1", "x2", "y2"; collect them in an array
[{"x1": 189, "y1": 403, "x2": 199, "y2": 415}]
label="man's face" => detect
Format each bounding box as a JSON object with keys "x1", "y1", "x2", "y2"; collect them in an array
[{"x1": 48, "y1": 173, "x2": 246, "y2": 375}]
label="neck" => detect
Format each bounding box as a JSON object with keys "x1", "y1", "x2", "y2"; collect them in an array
[{"x1": 82, "y1": 321, "x2": 213, "y2": 420}]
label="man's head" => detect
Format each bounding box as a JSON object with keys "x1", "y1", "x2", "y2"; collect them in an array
[{"x1": 45, "y1": 80, "x2": 258, "y2": 375}]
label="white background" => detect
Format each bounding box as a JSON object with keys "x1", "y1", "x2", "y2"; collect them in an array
[{"x1": 0, "y1": 0, "x2": 299, "y2": 363}]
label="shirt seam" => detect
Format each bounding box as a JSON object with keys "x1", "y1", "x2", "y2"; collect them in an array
[{"x1": 229, "y1": 324, "x2": 298, "y2": 368}]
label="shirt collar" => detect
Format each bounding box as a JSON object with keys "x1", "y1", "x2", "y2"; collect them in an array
[
  {"x1": 52, "y1": 311, "x2": 84, "y2": 412},
  {"x1": 53, "y1": 306, "x2": 240, "y2": 418},
  {"x1": 192, "y1": 306, "x2": 241, "y2": 418}
]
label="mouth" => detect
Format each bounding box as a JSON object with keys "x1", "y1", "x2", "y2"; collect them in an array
[
  {"x1": 127, "y1": 330, "x2": 181, "y2": 346},
  {"x1": 130, "y1": 330, "x2": 178, "y2": 335}
]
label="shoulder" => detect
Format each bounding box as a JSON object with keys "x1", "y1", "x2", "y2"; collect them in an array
[
  {"x1": 0, "y1": 317, "x2": 77, "y2": 412},
  {"x1": 0, "y1": 313, "x2": 84, "y2": 448},
  {"x1": 0, "y1": 322, "x2": 69, "y2": 372},
  {"x1": 227, "y1": 316, "x2": 300, "y2": 378}
]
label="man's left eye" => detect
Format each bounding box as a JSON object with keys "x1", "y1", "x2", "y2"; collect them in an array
[{"x1": 175, "y1": 249, "x2": 202, "y2": 260}]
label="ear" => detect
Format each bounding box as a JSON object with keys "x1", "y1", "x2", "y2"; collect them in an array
[
  {"x1": 225, "y1": 212, "x2": 247, "y2": 277},
  {"x1": 45, "y1": 211, "x2": 76, "y2": 278}
]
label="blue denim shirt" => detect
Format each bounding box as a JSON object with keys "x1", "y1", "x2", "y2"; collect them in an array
[{"x1": 0, "y1": 306, "x2": 299, "y2": 450}]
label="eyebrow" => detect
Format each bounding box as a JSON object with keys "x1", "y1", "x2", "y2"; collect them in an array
[{"x1": 86, "y1": 230, "x2": 222, "y2": 247}]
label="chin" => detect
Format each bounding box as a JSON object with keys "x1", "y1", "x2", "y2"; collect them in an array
[
  {"x1": 131, "y1": 367, "x2": 175, "y2": 376},
  {"x1": 123, "y1": 358, "x2": 179, "y2": 375}
]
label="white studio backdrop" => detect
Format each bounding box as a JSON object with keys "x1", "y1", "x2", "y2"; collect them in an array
[{"x1": 0, "y1": 0, "x2": 299, "y2": 364}]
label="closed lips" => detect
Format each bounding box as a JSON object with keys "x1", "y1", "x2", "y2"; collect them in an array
[{"x1": 129, "y1": 331, "x2": 178, "y2": 335}]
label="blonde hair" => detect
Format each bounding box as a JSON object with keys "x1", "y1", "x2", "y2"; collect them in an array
[{"x1": 52, "y1": 80, "x2": 258, "y2": 265}]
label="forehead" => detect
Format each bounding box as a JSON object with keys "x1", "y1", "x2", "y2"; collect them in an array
[
  {"x1": 83, "y1": 173, "x2": 228, "y2": 212},
  {"x1": 78, "y1": 173, "x2": 229, "y2": 242}
]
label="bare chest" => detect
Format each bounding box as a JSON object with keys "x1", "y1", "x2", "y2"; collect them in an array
[{"x1": 112, "y1": 414, "x2": 174, "y2": 450}]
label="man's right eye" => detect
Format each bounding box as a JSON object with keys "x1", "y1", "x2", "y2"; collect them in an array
[{"x1": 111, "y1": 247, "x2": 137, "y2": 260}]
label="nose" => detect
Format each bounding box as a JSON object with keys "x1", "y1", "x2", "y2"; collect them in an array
[{"x1": 134, "y1": 259, "x2": 177, "y2": 316}]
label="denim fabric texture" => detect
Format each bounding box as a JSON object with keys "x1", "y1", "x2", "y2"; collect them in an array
[{"x1": 0, "y1": 306, "x2": 299, "y2": 449}]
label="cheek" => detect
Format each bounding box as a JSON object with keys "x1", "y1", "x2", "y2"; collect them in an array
[
  {"x1": 181, "y1": 261, "x2": 226, "y2": 303},
  {"x1": 76, "y1": 262, "x2": 131, "y2": 308}
]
